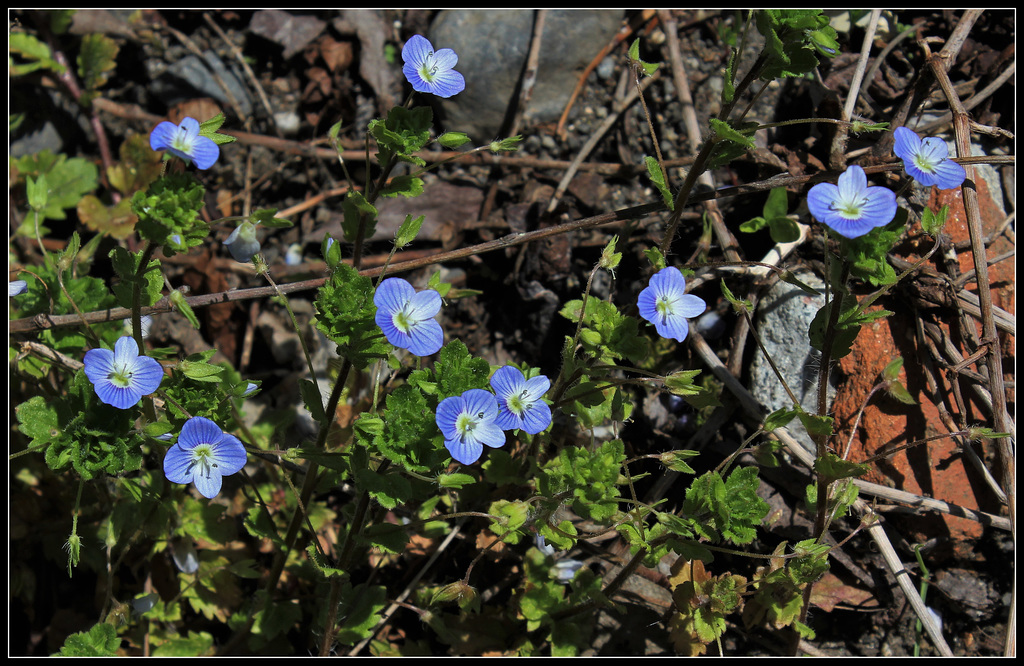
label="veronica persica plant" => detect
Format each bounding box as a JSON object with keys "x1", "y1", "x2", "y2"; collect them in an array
[
  {"x1": 638, "y1": 267, "x2": 707, "y2": 343},
  {"x1": 163, "y1": 416, "x2": 247, "y2": 499},
  {"x1": 374, "y1": 277, "x2": 444, "y2": 357},
  {"x1": 83, "y1": 336, "x2": 164, "y2": 409},
  {"x1": 224, "y1": 221, "x2": 261, "y2": 262},
  {"x1": 436, "y1": 388, "x2": 505, "y2": 465},
  {"x1": 402, "y1": 34, "x2": 466, "y2": 98},
  {"x1": 892, "y1": 126, "x2": 966, "y2": 190},
  {"x1": 807, "y1": 165, "x2": 898, "y2": 239},
  {"x1": 150, "y1": 116, "x2": 220, "y2": 170},
  {"x1": 490, "y1": 366, "x2": 552, "y2": 434}
]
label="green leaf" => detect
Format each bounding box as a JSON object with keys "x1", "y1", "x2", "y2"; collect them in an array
[
  {"x1": 9, "y1": 32, "x2": 65, "y2": 75},
  {"x1": 56, "y1": 623, "x2": 119, "y2": 656},
  {"x1": 341, "y1": 191, "x2": 378, "y2": 243},
  {"x1": 921, "y1": 204, "x2": 949, "y2": 236},
  {"x1": 659, "y1": 449, "x2": 699, "y2": 474},
  {"x1": 709, "y1": 118, "x2": 755, "y2": 149},
  {"x1": 250, "y1": 208, "x2": 292, "y2": 229},
  {"x1": 178, "y1": 357, "x2": 225, "y2": 383},
  {"x1": 332, "y1": 584, "x2": 387, "y2": 646},
  {"x1": 395, "y1": 214, "x2": 425, "y2": 248},
  {"x1": 299, "y1": 378, "x2": 327, "y2": 422},
  {"x1": 814, "y1": 451, "x2": 869, "y2": 481},
  {"x1": 437, "y1": 472, "x2": 476, "y2": 489},
  {"x1": 437, "y1": 131, "x2": 470, "y2": 148},
  {"x1": 169, "y1": 290, "x2": 200, "y2": 329},
  {"x1": 797, "y1": 411, "x2": 833, "y2": 438},
  {"x1": 645, "y1": 156, "x2": 674, "y2": 210},
  {"x1": 150, "y1": 631, "x2": 214, "y2": 657},
  {"x1": 378, "y1": 175, "x2": 424, "y2": 198},
  {"x1": 763, "y1": 407, "x2": 800, "y2": 432},
  {"x1": 77, "y1": 33, "x2": 119, "y2": 98},
  {"x1": 490, "y1": 135, "x2": 524, "y2": 152}
]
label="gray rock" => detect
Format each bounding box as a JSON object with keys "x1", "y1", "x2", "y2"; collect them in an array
[
  {"x1": 429, "y1": 10, "x2": 623, "y2": 141},
  {"x1": 164, "y1": 52, "x2": 253, "y2": 115},
  {"x1": 747, "y1": 272, "x2": 836, "y2": 454}
]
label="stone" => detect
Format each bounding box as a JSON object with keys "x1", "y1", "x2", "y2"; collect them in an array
[
  {"x1": 428, "y1": 10, "x2": 624, "y2": 141},
  {"x1": 748, "y1": 272, "x2": 836, "y2": 455}
]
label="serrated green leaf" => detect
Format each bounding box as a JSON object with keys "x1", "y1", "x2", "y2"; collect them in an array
[
  {"x1": 299, "y1": 378, "x2": 327, "y2": 422},
  {"x1": 437, "y1": 472, "x2": 476, "y2": 488},
  {"x1": 645, "y1": 156, "x2": 674, "y2": 210},
  {"x1": 77, "y1": 33, "x2": 119, "y2": 94},
  {"x1": 56, "y1": 623, "x2": 119, "y2": 656},
  {"x1": 395, "y1": 214, "x2": 425, "y2": 248}
]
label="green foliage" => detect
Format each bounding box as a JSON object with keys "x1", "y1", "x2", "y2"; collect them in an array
[
  {"x1": 395, "y1": 214, "x2": 425, "y2": 248},
  {"x1": 341, "y1": 190, "x2": 378, "y2": 243},
  {"x1": 645, "y1": 156, "x2": 674, "y2": 210},
  {"x1": 921, "y1": 204, "x2": 949, "y2": 237},
  {"x1": 109, "y1": 247, "x2": 163, "y2": 309},
  {"x1": 668, "y1": 559, "x2": 746, "y2": 655},
  {"x1": 707, "y1": 119, "x2": 758, "y2": 170},
  {"x1": 25, "y1": 371, "x2": 149, "y2": 480},
  {"x1": 314, "y1": 262, "x2": 390, "y2": 369},
  {"x1": 559, "y1": 297, "x2": 649, "y2": 365},
  {"x1": 131, "y1": 172, "x2": 208, "y2": 254},
  {"x1": 681, "y1": 467, "x2": 769, "y2": 545},
  {"x1": 755, "y1": 10, "x2": 838, "y2": 80},
  {"x1": 55, "y1": 622, "x2": 120, "y2": 656},
  {"x1": 369, "y1": 105, "x2": 433, "y2": 167},
  {"x1": 12, "y1": 150, "x2": 99, "y2": 224},
  {"x1": 739, "y1": 187, "x2": 801, "y2": 243},
  {"x1": 409, "y1": 339, "x2": 491, "y2": 400},
  {"x1": 628, "y1": 38, "x2": 660, "y2": 77},
  {"x1": 838, "y1": 208, "x2": 907, "y2": 286},
  {"x1": 330, "y1": 583, "x2": 388, "y2": 646},
  {"x1": 808, "y1": 291, "x2": 893, "y2": 360},
  {"x1": 9, "y1": 32, "x2": 66, "y2": 76},
  {"x1": 537, "y1": 439, "x2": 625, "y2": 523},
  {"x1": 77, "y1": 33, "x2": 119, "y2": 104},
  {"x1": 516, "y1": 547, "x2": 607, "y2": 653}
]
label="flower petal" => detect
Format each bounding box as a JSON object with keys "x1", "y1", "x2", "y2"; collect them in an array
[
  {"x1": 190, "y1": 136, "x2": 220, "y2": 170},
  {"x1": 445, "y1": 437, "x2": 483, "y2": 465},
  {"x1": 407, "y1": 289, "x2": 442, "y2": 320},
  {"x1": 402, "y1": 34, "x2": 434, "y2": 65},
  {"x1": 83, "y1": 347, "x2": 115, "y2": 385},
  {"x1": 211, "y1": 433, "x2": 247, "y2": 475},
  {"x1": 128, "y1": 355, "x2": 164, "y2": 397},
  {"x1": 406, "y1": 318, "x2": 443, "y2": 356},
  {"x1": 520, "y1": 401, "x2": 552, "y2": 435},
  {"x1": 179, "y1": 416, "x2": 224, "y2": 451},
  {"x1": 163, "y1": 445, "x2": 195, "y2": 484},
  {"x1": 490, "y1": 366, "x2": 525, "y2": 401},
  {"x1": 192, "y1": 468, "x2": 223, "y2": 499},
  {"x1": 892, "y1": 126, "x2": 921, "y2": 162},
  {"x1": 431, "y1": 48, "x2": 459, "y2": 70},
  {"x1": 931, "y1": 158, "x2": 966, "y2": 190},
  {"x1": 435, "y1": 395, "x2": 464, "y2": 441},
  {"x1": 150, "y1": 121, "x2": 180, "y2": 152}
]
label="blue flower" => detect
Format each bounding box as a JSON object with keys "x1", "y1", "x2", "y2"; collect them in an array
[
  {"x1": 490, "y1": 365, "x2": 552, "y2": 434},
  {"x1": 83, "y1": 336, "x2": 164, "y2": 409},
  {"x1": 892, "y1": 126, "x2": 966, "y2": 190},
  {"x1": 436, "y1": 388, "x2": 505, "y2": 464},
  {"x1": 224, "y1": 221, "x2": 260, "y2": 262},
  {"x1": 806, "y1": 165, "x2": 897, "y2": 239},
  {"x1": 402, "y1": 34, "x2": 466, "y2": 98},
  {"x1": 163, "y1": 416, "x2": 247, "y2": 499},
  {"x1": 9, "y1": 279, "x2": 27, "y2": 297},
  {"x1": 637, "y1": 267, "x2": 707, "y2": 342},
  {"x1": 374, "y1": 277, "x2": 444, "y2": 357},
  {"x1": 150, "y1": 117, "x2": 219, "y2": 170}
]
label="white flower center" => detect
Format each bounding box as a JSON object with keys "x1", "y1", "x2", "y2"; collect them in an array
[
  {"x1": 419, "y1": 51, "x2": 439, "y2": 82},
  {"x1": 108, "y1": 362, "x2": 134, "y2": 388},
  {"x1": 188, "y1": 444, "x2": 218, "y2": 479}
]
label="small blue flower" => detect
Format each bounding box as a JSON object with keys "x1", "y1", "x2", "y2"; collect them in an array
[
  {"x1": 892, "y1": 126, "x2": 966, "y2": 190},
  {"x1": 284, "y1": 243, "x2": 304, "y2": 266},
  {"x1": 436, "y1": 388, "x2": 505, "y2": 465},
  {"x1": 490, "y1": 365, "x2": 552, "y2": 434},
  {"x1": 123, "y1": 314, "x2": 153, "y2": 339},
  {"x1": 224, "y1": 221, "x2": 260, "y2": 262},
  {"x1": 402, "y1": 34, "x2": 466, "y2": 98},
  {"x1": 637, "y1": 267, "x2": 707, "y2": 342},
  {"x1": 374, "y1": 277, "x2": 444, "y2": 357},
  {"x1": 551, "y1": 558, "x2": 586, "y2": 584},
  {"x1": 163, "y1": 416, "x2": 247, "y2": 499},
  {"x1": 83, "y1": 336, "x2": 164, "y2": 409},
  {"x1": 807, "y1": 165, "x2": 897, "y2": 239},
  {"x1": 150, "y1": 117, "x2": 219, "y2": 170},
  {"x1": 9, "y1": 279, "x2": 27, "y2": 297}
]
